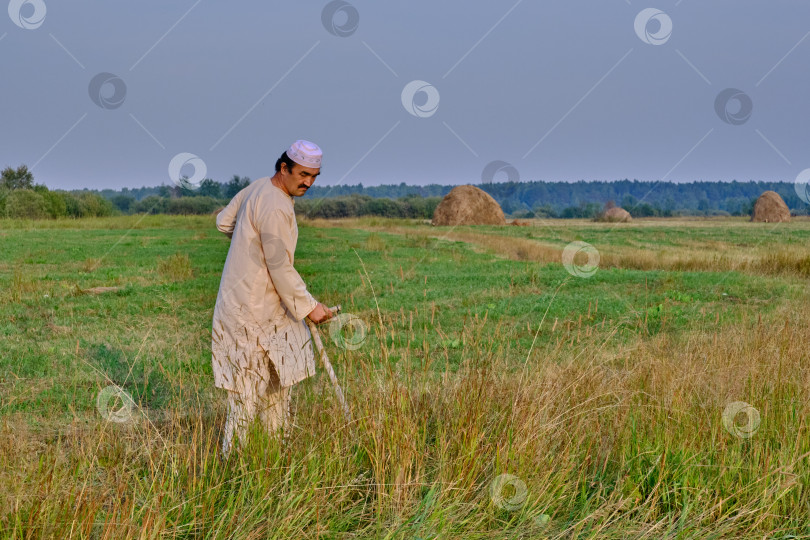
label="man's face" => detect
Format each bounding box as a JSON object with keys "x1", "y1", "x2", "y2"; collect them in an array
[{"x1": 281, "y1": 162, "x2": 320, "y2": 197}]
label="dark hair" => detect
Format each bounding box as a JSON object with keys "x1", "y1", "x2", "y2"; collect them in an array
[{"x1": 274, "y1": 152, "x2": 298, "y2": 173}]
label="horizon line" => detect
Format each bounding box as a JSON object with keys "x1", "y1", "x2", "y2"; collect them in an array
[{"x1": 51, "y1": 177, "x2": 796, "y2": 193}]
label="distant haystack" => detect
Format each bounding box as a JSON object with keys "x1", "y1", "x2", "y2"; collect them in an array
[
  {"x1": 431, "y1": 185, "x2": 506, "y2": 226},
  {"x1": 751, "y1": 191, "x2": 790, "y2": 223},
  {"x1": 599, "y1": 206, "x2": 632, "y2": 223}
]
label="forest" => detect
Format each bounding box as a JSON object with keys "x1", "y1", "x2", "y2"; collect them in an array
[{"x1": 2, "y1": 164, "x2": 804, "y2": 219}]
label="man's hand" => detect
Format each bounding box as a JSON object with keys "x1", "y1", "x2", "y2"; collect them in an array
[{"x1": 307, "y1": 302, "x2": 334, "y2": 324}]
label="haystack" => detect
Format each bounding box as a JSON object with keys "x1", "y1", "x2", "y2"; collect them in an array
[
  {"x1": 601, "y1": 206, "x2": 632, "y2": 222},
  {"x1": 751, "y1": 191, "x2": 790, "y2": 223},
  {"x1": 431, "y1": 185, "x2": 506, "y2": 226}
]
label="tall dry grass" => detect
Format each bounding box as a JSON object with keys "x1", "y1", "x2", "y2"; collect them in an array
[
  {"x1": 157, "y1": 253, "x2": 194, "y2": 282},
  {"x1": 3, "y1": 300, "x2": 809, "y2": 538}
]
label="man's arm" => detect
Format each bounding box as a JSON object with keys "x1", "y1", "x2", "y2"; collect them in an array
[
  {"x1": 258, "y1": 209, "x2": 328, "y2": 322},
  {"x1": 216, "y1": 189, "x2": 248, "y2": 238}
]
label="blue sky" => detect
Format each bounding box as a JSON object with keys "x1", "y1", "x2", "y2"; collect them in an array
[{"x1": 2, "y1": 0, "x2": 809, "y2": 190}]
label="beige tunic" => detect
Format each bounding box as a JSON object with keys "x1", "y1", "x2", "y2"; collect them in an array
[{"x1": 211, "y1": 177, "x2": 318, "y2": 392}]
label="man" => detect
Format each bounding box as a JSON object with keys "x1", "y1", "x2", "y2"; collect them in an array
[{"x1": 211, "y1": 140, "x2": 333, "y2": 456}]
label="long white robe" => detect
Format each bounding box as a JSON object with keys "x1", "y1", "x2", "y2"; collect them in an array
[{"x1": 211, "y1": 177, "x2": 318, "y2": 393}]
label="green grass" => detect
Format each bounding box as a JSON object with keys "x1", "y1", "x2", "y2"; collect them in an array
[
  {"x1": 2, "y1": 215, "x2": 810, "y2": 538},
  {"x1": 0, "y1": 218, "x2": 791, "y2": 417}
]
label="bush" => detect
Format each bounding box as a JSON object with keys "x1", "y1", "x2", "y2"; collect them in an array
[
  {"x1": 132, "y1": 196, "x2": 169, "y2": 215},
  {"x1": 360, "y1": 197, "x2": 405, "y2": 218},
  {"x1": 64, "y1": 193, "x2": 83, "y2": 217},
  {"x1": 532, "y1": 204, "x2": 558, "y2": 218},
  {"x1": 559, "y1": 202, "x2": 603, "y2": 219},
  {"x1": 298, "y1": 194, "x2": 441, "y2": 219},
  {"x1": 405, "y1": 196, "x2": 441, "y2": 219},
  {"x1": 42, "y1": 190, "x2": 68, "y2": 218},
  {"x1": 127, "y1": 195, "x2": 225, "y2": 215},
  {"x1": 63, "y1": 192, "x2": 116, "y2": 217},
  {"x1": 299, "y1": 196, "x2": 369, "y2": 219},
  {"x1": 6, "y1": 189, "x2": 48, "y2": 219},
  {"x1": 166, "y1": 196, "x2": 221, "y2": 215},
  {"x1": 81, "y1": 193, "x2": 115, "y2": 217},
  {"x1": 112, "y1": 195, "x2": 136, "y2": 213},
  {"x1": 0, "y1": 187, "x2": 8, "y2": 217}
]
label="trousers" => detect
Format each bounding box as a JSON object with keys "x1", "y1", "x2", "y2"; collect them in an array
[{"x1": 221, "y1": 374, "x2": 292, "y2": 456}]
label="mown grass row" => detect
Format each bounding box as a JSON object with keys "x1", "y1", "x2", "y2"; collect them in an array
[{"x1": 323, "y1": 216, "x2": 810, "y2": 278}]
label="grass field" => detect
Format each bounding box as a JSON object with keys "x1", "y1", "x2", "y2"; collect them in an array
[{"x1": 2, "y1": 215, "x2": 810, "y2": 538}]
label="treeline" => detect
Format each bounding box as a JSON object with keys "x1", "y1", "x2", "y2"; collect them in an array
[
  {"x1": 0, "y1": 166, "x2": 117, "y2": 219},
  {"x1": 0, "y1": 166, "x2": 242, "y2": 219},
  {"x1": 298, "y1": 194, "x2": 730, "y2": 219},
  {"x1": 87, "y1": 175, "x2": 806, "y2": 217},
  {"x1": 118, "y1": 195, "x2": 226, "y2": 215},
  {"x1": 477, "y1": 179, "x2": 792, "y2": 217},
  {"x1": 303, "y1": 179, "x2": 804, "y2": 217},
  {"x1": 101, "y1": 175, "x2": 251, "y2": 209},
  {"x1": 81, "y1": 175, "x2": 250, "y2": 203},
  {"x1": 100, "y1": 175, "x2": 250, "y2": 215},
  {"x1": 5, "y1": 162, "x2": 807, "y2": 220}
]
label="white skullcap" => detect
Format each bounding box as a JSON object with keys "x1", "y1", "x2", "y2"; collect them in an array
[{"x1": 286, "y1": 140, "x2": 322, "y2": 169}]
